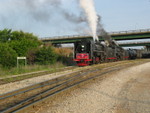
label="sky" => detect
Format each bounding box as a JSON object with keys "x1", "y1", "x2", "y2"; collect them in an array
[{"x1": 0, "y1": 0, "x2": 150, "y2": 38}]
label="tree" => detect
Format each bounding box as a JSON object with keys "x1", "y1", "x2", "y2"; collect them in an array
[
  {"x1": 0, "y1": 29, "x2": 42, "y2": 67},
  {"x1": 0, "y1": 43, "x2": 17, "y2": 68},
  {"x1": 35, "y1": 46, "x2": 57, "y2": 65},
  {"x1": 9, "y1": 38, "x2": 40, "y2": 56},
  {"x1": 11, "y1": 30, "x2": 39, "y2": 42},
  {"x1": 27, "y1": 48, "x2": 38, "y2": 65},
  {"x1": 0, "y1": 29, "x2": 12, "y2": 43},
  {"x1": 0, "y1": 29, "x2": 62, "y2": 67},
  {"x1": 0, "y1": 29, "x2": 41, "y2": 43}
]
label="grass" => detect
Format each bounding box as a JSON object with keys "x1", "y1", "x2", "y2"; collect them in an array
[
  {"x1": 0, "y1": 59, "x2": 149, "y2": 84},
  {"x1": 0, "y1": 62, "x2": 66, "y2": 78}
]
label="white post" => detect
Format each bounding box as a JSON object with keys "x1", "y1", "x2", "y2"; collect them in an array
[{"x1": 17, "y1": 57, "x2": 27, "y2": 68}]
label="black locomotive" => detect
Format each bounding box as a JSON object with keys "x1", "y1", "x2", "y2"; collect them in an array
[
  {"x1": 127, "y1": 48, "x2": 137, "y2": 59},
  {"x1": 73, "y1": 39, "x2": 136, "y2": 66}
]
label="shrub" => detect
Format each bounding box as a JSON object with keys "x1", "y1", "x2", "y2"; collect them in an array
[
  {"x1": 27, "y1": 48, "x2": 38, "y2": 65},
  {"x1": 0, "y1": 43, "x2": 17, "y2": 68},
  {"x1": 0, "y1": 29, "x2": 12, "y2": 43},
  {"x1": 9, "y1": 38, "x2": 40, "y2": 56},
  {"x1": 35, "y1": 46, "x2": 57, "y2": 65}
]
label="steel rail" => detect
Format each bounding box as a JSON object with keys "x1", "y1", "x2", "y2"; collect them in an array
[
  {"x1": 0, "y1": 61, "x2": 147, "y2": 113},
  {"x1": 8, "y1": 65, "x2": 128, "y2": 113},
  {"x1": 0, "y1": 61, "x2": 125, "y2": 101},
  {"x1": 0, "y1": 67, "x2": 99, "y2": 112},
  {"x1": 0, "y1": 66, "x2": 75, "y2": 85}
]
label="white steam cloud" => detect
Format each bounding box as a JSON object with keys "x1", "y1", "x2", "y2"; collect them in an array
[
  {"x1": 0, "y1": 0, "x2": 102, "y2": 38},
  {"x1": 79, "y1": 0, "x2": 99, "y2": 41}
]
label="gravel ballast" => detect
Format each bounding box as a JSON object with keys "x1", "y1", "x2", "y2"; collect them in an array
[
  {"x1": 0, "y1": 67, "x2": 90, "y2": 95},
  {"x1": 33, "y1": 62, "x2": 150, "y2": 113},
  {"x1": 0, "y1": 60, "x2": 133, "y2": 95}
]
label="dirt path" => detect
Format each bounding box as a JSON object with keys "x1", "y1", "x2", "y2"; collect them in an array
[{"x1": 35, "y1": 62, "x2": 150, "y2": 113}]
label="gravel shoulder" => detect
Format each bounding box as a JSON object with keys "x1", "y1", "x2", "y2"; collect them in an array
[
  {"x1": 34, "y1": 61, "x2": 150, "y2": 113},
  {"x1": 0, "y1": 60, "x2": 136, "y2": 95},
  {"x1": 0, "y1": 67, "x2": 87, "y2": 95}
]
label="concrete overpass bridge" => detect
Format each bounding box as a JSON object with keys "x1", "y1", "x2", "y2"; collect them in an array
[
  {"x1": 119, "y1": 41, "x2": 150, "y2": 51},
  {"x1": 119, "y1": 41, "x2": 150, "y2": 47},
  {"x1": 40, "y1": 29, "x2": 150, "y2": 45}
]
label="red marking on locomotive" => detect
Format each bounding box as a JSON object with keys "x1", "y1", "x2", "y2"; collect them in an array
[
  {"x1": 107, "y1": 57, "x2": 117, "y2": 60},
  {"x1": 76, "y1": 53, "x2": 89, "y2": 59},
  {"x1": 73, "y1": 53, "x2": 92, "y2": 66},
  {"x1": 95, "y1": 57, "x2": 100, "y2": 62},
  {"x1": 124, "y1": 56, "x2": 129, "y2": 58}
]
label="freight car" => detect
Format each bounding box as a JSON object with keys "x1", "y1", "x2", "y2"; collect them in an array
[
  {"x1": 73, "y1": 39, "x2": 135, "y2": 66},
  {"x1": 142, "y1": 52, "x2": 150, "y2": 58}
]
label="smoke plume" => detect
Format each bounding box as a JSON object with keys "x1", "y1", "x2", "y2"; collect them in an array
[
  {"x1": 79, "y1": 0, "x2": 99, "y2": 41},
  {"x1": 23, "y1": 0, "x2": 62, "y2": 22},
  {"x1": 0, "y1": 0, "x2": 98, "y2": 36},
  {"x1": 24, "y1": 0, "x2": 88, "y2": 25},
  {"x1": 97, "y1": 15, "x2": 116, "y2": 46},
  {"x1": 62, "y1": 11, "x2": 87, "y2": 24}
]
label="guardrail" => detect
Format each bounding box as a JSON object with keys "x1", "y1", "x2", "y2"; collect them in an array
[
  {"x1": 118, "y1": 41, "x2": 150, "y2": 45},
  {"x1": 39, "y1": 28, "x2": 150, "y2": 40},
  {"x1": 109, "y1": 28, "x2": 150, "y2": 35}
]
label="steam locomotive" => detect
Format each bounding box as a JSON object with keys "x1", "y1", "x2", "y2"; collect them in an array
[{"x1": 73, "y1": 39, "x2": 137, "y2": 66}]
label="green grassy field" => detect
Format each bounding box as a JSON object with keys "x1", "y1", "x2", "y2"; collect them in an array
[{"x1": 0, "y1": 62, "x2": 65, "y2": 78}]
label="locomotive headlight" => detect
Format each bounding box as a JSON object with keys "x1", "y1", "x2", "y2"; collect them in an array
[{"x1": 81, "y1": 45, "x2": 85, "y2": 48}]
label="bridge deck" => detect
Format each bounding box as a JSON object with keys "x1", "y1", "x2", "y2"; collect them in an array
[{"x1": 40, "y1": 29, "x2": 150, "y2": 47}]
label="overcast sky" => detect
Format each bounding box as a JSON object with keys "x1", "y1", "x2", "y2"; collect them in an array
[{"x1": 0, "y1": 0, "x2": 150, "y2": 38}]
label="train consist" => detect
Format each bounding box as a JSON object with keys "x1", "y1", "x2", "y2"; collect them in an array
[{"x1": 73, "y1": 39, "x2": 137, "y2": 66}]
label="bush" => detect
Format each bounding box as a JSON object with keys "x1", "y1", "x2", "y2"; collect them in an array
[
  {"x1": 0, "y1": 29, "x2": 63, "y2": 67},
  {"x1": 0, "y1": 43, "x2": 17, "y2": 68},
  {"x1": 0, "y1": 29, "x2": 12, "y2": 43},
  {"x1": 9, "y1": 38, "x2": 40, "y2": 56},
  {"x1": 35, "y1": 46, "x2": 57, "y2": 65},
  {"x1": 27, "y1": 48, "x2": 38, "y2": 65},
  {"x1": 0, "y1": 29, "x2": 40, "y2": 43},
  {"x1": 54, "y1": 47, "x2": 75, "y2": 66}
]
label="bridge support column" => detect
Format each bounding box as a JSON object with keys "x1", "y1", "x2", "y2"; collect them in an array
[{"x1": 146, "y1": 46, "x2": 150, "y2": 51}]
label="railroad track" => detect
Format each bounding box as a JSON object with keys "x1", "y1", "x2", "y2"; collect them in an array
[
  {"x1": 0, "y1": 66, "x2": 75, "y2": 85},
  {"x1": 0, "y1": 60, "x2": 148, "y2": 113}
]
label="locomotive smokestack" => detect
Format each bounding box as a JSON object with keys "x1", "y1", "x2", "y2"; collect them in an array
[{"x1": 79, "y1": 0, "x2": 98, "y2": 42}]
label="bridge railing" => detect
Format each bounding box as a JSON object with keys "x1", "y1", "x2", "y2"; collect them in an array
[
  {"x1": 109, "y1": 28, "x2": 150, "y2": 35},
  {"x1": 40, "y1": 34, "x2": 92, "y2": 40},
  {"x1": 118, "y1": 41, "x2": 150, "y2": 45},
  {"x1": 39, "y1": 28, "x2": 150, "y2": 40}
]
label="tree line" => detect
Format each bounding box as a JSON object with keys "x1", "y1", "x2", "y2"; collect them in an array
[{"x1": 0, "y1": 29, "x2": 58, "y2": 68}]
